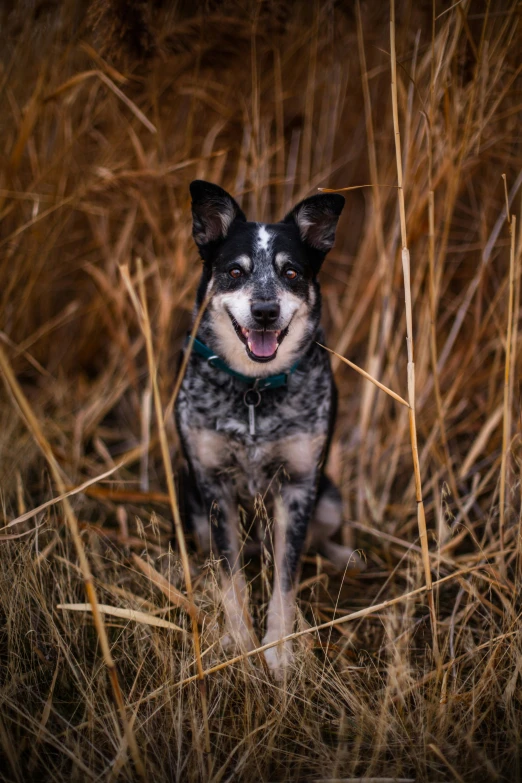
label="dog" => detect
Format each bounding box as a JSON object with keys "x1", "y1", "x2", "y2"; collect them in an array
[{"x1": 176, "y1": 180, "x2": 359, "y2": 677}]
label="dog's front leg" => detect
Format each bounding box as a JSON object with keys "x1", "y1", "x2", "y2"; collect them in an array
[
  {"x1": 195, "y1": 471, "x2": 255, "y2": 652},
  {"x1": 263, "y1": 480, "x2": 316, "y2": 678}
]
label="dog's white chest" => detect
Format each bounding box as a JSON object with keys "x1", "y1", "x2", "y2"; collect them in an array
[{"x1": 187, "y1": 426, "x2": 325, "y2": 498}]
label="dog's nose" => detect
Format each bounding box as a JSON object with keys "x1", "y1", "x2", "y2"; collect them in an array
[{"x1": 251, "y1": 300, "x2": 280, "y2": 327}]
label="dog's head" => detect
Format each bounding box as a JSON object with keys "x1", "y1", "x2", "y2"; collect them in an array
[{"x1": 190, "y1": 180, "x2": 344, "y2": 377}]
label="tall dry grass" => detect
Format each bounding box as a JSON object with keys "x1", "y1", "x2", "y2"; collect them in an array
[{"x1": 0, "y1": 0, "x2": 521, "y2": 780}]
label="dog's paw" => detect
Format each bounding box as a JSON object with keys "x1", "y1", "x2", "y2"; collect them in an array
[
  {"x1": 262, "y1": 636, "x2": 294, "y2": 679},
  {"x1": 221, "y1": 622, "x2": 256, "y2": 654}
]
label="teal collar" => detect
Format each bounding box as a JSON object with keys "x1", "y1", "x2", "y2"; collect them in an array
[{"x1": 186, "y1": 335, "x2": 299, "y2": 390}]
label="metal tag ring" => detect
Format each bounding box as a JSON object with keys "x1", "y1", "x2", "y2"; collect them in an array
[{"x1": 244, "y1": 388, "x2": 261, "y2": 408}]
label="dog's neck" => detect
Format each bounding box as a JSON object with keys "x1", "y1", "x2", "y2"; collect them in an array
[{"x1": 187, "y1": 334, "x2": 301, "y2": 389}]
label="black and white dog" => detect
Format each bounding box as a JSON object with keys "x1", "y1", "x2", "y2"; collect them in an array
[{"x1": 176, "y1": 181, "x2": 358, "y2": 677}]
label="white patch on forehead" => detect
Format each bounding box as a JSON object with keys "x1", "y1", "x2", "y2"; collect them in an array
[
  {"x1": 233, "y1": 254, "x2": 252, "y2": 272},
  {"x1": 274, "y1": 251, "x2": 291, "y2": 271},
  {"x1": 256, "y1": 225, "x2": 272, "y2": 252}
]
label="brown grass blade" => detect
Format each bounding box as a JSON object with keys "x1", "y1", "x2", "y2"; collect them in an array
[
  {"x1": 317, "y1": 343, "x2": 409, "y2": 408},
  {"x1": 70, "y1": 485, "x2": 170, "y2": 505},
  {"x1": 390, "y1": 0, "x2": 437, "y2": 661},
  {"x1": 157, "y1": 566, "x2": 483, "y2": 694},
  {"x1": 131, "y1": 553, "x2": 207, "y2": 624},
  {"x1": 0, "y1": 345, "x2": 147, "y2": 780},
  {"x1": 120, "y1": 260, "x2": 211, "y2": 759},
  {"x1": 57, "y1": 603, "x2": 186, "y2": 632},
  {"x1": 499, "y1": 209, "x2": 517, "y2": 558},
  {"x1": 428, "y1": 743, "x2": 465, "y2": 783},
  {"x1": 2, "y1": 460, "x2": 129, "y2": 531}
]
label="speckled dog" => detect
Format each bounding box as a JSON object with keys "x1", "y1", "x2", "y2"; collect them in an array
[{"x1": 176, "y1": 181, "x2": 358, "y2": 677}]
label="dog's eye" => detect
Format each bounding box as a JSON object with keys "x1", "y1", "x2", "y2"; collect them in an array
[
  {"x1": 229, "y1": 267, "x2": 243, "y2": 279},
  {"x1": 284, "y1": 268, "x2": 298, "y2": 280}
]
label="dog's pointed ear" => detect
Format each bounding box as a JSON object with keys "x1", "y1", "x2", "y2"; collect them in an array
[
  {"x1": 190, "y1": 180, "x2": 246, "y2": 256},
  {"x1": 282, "y1": 193, "x2": 345, "y2": 257}
]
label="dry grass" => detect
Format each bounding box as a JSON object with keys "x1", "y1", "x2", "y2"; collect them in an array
[{"x1": 1, "y1": 0, "x2": 522, "y2": 780}]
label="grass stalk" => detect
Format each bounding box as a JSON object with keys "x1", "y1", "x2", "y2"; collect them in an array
[
  {"x1": 425, "y1": 6, "x2": 462, "y2": 521},
  {"x1": 164, "y1": 291, "x2": 212, "y2": 424},
  {"x1": 154, "y1": 565, "x2": 483, "y2": 694},
  {"x1": 57, "y1": 602, "x2": 187, "y2": 632},
  {"x1": 390, "y1": 0, "x2": 438, "y2": 661},
  {"x1": 2, "y1": 4, "x2": 522, "y2": 777},
  {"x1": 499, "y1": 199, "x2": 517, "y2": 559},
  {"x1": 131, "y1": 552, "x2": 208, "y2": 623},
  {"x1": 2, "y1": 460, "x2": 128, "y2": 531},
  {"x1": 512, "y1": 198, "x2": 522, "y2": 579},
  {"x1": 120, "y1": 261, "x2": 212, "y2": 766},
  {"x1": 355, "y1": 0, "x2": 390, "y2": 522},
  {"x1": 317, "y1": 343, "x2": 409, "y2": 408},
  {"x1": 428, "y1": 743, "x2": 466, "y2": 783},
  {"x1": 0, "y1": 345, "x2": 146, "y2": 780}
]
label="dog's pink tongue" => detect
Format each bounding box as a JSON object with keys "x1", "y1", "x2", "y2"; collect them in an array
[{"x1": 248, "y1": 330, "x2": 278, "y2": 358}]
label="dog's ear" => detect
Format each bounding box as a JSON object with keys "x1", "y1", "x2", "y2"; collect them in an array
[
  {"x1": 282, "y1": 193, "x2": 345, "y2": 257},
  {"x1": 190, "y1": 181, "x2": 246, "y2": 256}
]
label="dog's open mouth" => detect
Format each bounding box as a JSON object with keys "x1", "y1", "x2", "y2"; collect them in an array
[{"x1": 230, "y1": 316, "x2": 288, "y2": 363}]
